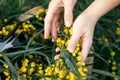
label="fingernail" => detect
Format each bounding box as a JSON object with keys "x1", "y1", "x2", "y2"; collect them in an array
[
  {"x1": 44, "y1": 35, "x2": 47, "y2": 39},
  {"x1": 54, "y1": 54, "x2": 60, "y2": 60},
  {"x1": 65, "y1": 21, "x2": 71, "y2": 27},
  {"x1": 52, "y1": 38, "x2": 55, "y2": 42},
  {"x1": 55, "y1": 47, "x2": 60, "y2": 52},
  {"x1": 44, "y1": 36, "x2": 47, "y2": 39}
]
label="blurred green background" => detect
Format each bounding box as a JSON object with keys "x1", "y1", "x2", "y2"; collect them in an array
[{"x1": 0, "y1": 0, "x2": 120, "y2": 80}]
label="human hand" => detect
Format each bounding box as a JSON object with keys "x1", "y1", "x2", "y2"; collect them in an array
[
  {"x1": 54, "y1": 12, "x2": 99, "y2": 61},
  {"x1": 45, "y1": 0, "x2": 97, "y2": 62},
  {"x1": 44, "y1": 0, "x2": 76, "y2": 41},
  {"x1": 45, "y1": 0, "x2": 120, "y2": 62},
  {"x1": 67, "y1": 12, "x2": 99, "y2": 62},
  {"x1": 66, "y1": 0, "x2": 120, "y2": 61}
]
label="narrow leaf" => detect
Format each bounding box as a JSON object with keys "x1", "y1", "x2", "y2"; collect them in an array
[
  {"x1": 26, "y1": 28, "x2": 44, "y2": 50},
  {"x1": 92, "y1": 69, "x2": 120, "y2": 79},
  {"x1": 3, "y1": 55, "x2": 18, "y2": 79},
  {"x1": 5, "y1": 46, "x2": 45, "y2": 56}
]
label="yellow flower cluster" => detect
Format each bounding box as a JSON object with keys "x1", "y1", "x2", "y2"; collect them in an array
[
  {"x1": 19, "y1": 55, "x2": 45, "y2": 80},
  {"x1": 55, "y1": 27, "x2": 88, "y2": 80},
  {"x1": 2, "y1": 26, "x2": 88, "y2": 80},
  {"x1": 41, "y1": 58, "x2": 87, "y2": 80},
  {"x1": 3, "y1": 63, "x2": 11, "y2": 80},
  {"x1": 0, "y1": 8, "x2": 46, "y2": 39},
  {"x1": 1, "y1": 8, "x2": 47, "y2": 80},
  {"x1": 116, "y1": 19, "x2": 120, "y2": 35},
  {"x1": 16, "y1": 21, "x2": 36, "y2": 35},
  {"x1": 108, "y1": 51, "x2": 119, "y2": 80},
  {"x1": 0, "y1": 53, "x2": 2, "y2": 57},
  {"x1": 116, "y1": 27, "x2": 120, "y2": 35},
  {"x1": 108, "y1": 60, "x2": 118, "y2": 80},
  {"x1": 98, "y1": 36, "x2": 109, "y2": 47},
  {"x1": 35, "y1": 8, "x2": 46, "y2": 21},
  {"x1": 1, "y1": 8, "x2": 89, "y2": 80},
  {"x1": 110, "y1": 51, "x2": 116, "y2": 57},
  {"x1": 0, "y1": 20, "x2": 36, "y2": 38},
  {"x1": 2, "y1": 54, "x2": 45, "y2": 80},
  {"x1": 0, "y1": 22, "x2": 16, "y2": 37}
]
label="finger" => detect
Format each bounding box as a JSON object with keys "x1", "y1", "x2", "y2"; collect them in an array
[
  {"x1": 51, "y1": 15, "x2": 59, "y2": 42},
  {"x1": 44, "y1": 1, "x2": 54, "y2": 39},
  {"x1": 63, "y1": 0, "x2": 76, "y2": 27},
  {"x1": 44, "y1": 1, "x2": 62, "y2": 39},
  {"x1": 68, "y1": 35, "x2": 82, "y2": 53},
  {"x1": 55, "y1": 47, "x2": 60, "y2": 53},
  {"x1": 67, "y1": 23, "x2": 83, "y2": 53},
  {"x1": 81, "y1": 33, "x2": 93, "y2": 62},
  {"x1": 57, "y1": 23, "x2": 61, "y2": 33},
  {"x1": 57, "y1": 16, "x2": 63, "y2": 32},
  {"x1": 44, "y1": 14, "x2": 53, "y2": 39},
  {"x1": 54, "y1": 54, "x2": 60, "y2": 60}
]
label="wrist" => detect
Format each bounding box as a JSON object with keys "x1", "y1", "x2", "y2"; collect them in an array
[
  {"x1": 81, "y1": 10, "x2": 100, "y2": 24},
  {"x1": 82, "y1": 0, "x2": 120, "y2": 21}
]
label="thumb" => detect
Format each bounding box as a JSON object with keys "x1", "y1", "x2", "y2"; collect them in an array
[
  {"x1": 68, "y1": 31, "x2": 93, "y2": 62},
  {"x1": 67, "y1": 25, "x2": 83, "y2": 52},
  {"x1": 63, "y1": 0, "x2": 76, "y2": 27}
]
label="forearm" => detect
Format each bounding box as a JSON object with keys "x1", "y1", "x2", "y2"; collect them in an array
[{"x1": 83, "y1": 0, "x2": 120, "y2": 20}]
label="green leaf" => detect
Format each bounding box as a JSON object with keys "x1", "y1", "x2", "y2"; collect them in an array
[
  {"x1": 65, "y1": 58, "x2": 81, "y2": 78},
  {"x1": 62, "y1": 49, "x2": 71, "y2": 59},
  {"x1": 100, "y1": 18, "x2": 113, "y2": 23},
  {"x1": 41, "y1": 0, "x2": 49, "y2": 7},
  {"x1": 0, "y1": 65, "x2": 6, "y2": 73},
  {"x1": 18, "y1": 0, "x2": 22, "y2": 11},
  {"x1": 0, "y1": 76, "x2": 2, "y2": 80},
  {"x1": 62, "y1": 49, "x2": 77, "y2": 67},
  {"x1": 5, "y1": 46, "x2": 45, "y2": 56},
  {"x1": 33, "y1": 21, "x2": 44, "y2": 27},
  {"x1": 0, "y1": 59, "x2": 6, "y2": 64},
  {"x1": 78, "y1": 2, "x2": 85, "y2": 11},
  {"x1": 11, "y1": 54, "x2": 22, "y2": 62},
  {"x1": 3, "y1": 55, "x2": 18, "y2": 79},
  {"x1": 61, "y1": 49, "x2": 81, "y2": 77},
  {"x1": 14, "y1": 62, "x2": 19, "y2": 70},
  {"x1": 91, "y1": 69, "x2": 120, "y2": 79},
  {"x1": 20, "y1": 76, "x2": 26, "y2": 80},
  {"x1": 26, "y1": 28, "x2": 44, "y2": 50},
  {"x1": 27, "y1": 51, "x2": 51, "y2": 65},
  {"x1": 116, "y1": 36, "x2": 120, "y2": 42},
  {"x1": 94, "y1": 52, "x2": 109, "y2": 65},
  {"x1": 87, "y1": 75, "x2": 99, "y2": 80}
]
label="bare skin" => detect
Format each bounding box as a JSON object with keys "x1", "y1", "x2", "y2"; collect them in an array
[{"x1": 44, "y1": 0, "x2": 120, "y2": 61}]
